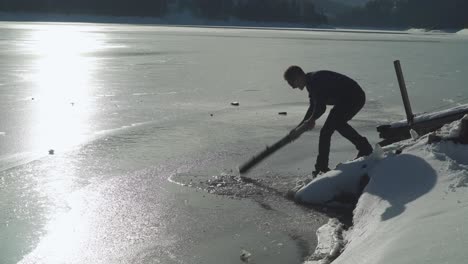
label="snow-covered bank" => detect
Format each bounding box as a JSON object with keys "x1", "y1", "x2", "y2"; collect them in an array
[
  {"x1": 297, "y1": 116, "x2": 468, "y2": 264},
  {"x1": 456, "y1": 29, "x2": 468, "y2": 35}
]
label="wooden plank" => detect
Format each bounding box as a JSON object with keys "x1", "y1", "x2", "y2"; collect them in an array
[{"x1": 377, "y1": 109, "x2": 468, "y2": 146}]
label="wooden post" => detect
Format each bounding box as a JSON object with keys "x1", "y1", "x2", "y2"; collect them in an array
[
  {"x1": 459, "y1": 115, "x2": 468, "y2": 144},
  {"x1": 394, "y1": 60, "x2": 414, "y2": 126}
]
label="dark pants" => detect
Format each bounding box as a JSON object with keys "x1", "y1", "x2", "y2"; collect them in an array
[{"x1": 315, "y1": 91, "x2": 369, "y2": 171}]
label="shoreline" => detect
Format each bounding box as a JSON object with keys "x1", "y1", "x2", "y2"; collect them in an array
[{"x1": 0, "y1": 11, "x2": 463, "y2": 35}]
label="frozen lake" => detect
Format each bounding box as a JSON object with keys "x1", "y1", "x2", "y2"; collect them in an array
[{"x1": 0, "y1": 22, "x2": 467, "y2": 263}]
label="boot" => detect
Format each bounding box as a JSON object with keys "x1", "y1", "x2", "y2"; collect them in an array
[
  {"x1": 312, "y1": 167, "x2": 330, "y2": 178},
  {"x1": 355, "y1": 137, "x2": 373, "y2": 159}
]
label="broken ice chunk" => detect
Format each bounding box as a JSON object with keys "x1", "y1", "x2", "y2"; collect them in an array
[{"x1": 410, "y1": 129, "x2": 420, "y2": 140}]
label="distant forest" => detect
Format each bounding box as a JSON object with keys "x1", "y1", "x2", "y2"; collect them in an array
[
  {"x1": 336, "y1": 0, "x2": 468, "y2": 29},
  {"x1": 0, "y1": 0, "x2": 327, "y2": 25},
  {"x1": 0, "y1": 0, "x2": 467, "y2": 29}
]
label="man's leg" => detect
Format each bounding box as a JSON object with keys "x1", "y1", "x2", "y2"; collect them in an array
[
  {"x1": 315, "y1": 108, "x2": 341, "y2": 173},
  {"x1": 335, "y1": 96, "x2": 373, "y2": 157},
  {"x1": 315, "y1": 129, "x2": 333, "y2": 173},
  {"x1": 336, "y1": 123, "x2": 373, "y2": 157},
  {"x1": 315, "y1": 98, "x2": 371, "y2": 172}
]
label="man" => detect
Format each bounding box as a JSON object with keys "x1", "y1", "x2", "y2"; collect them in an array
[{"x1": 284, "y1": 65, "x2": 373, "y2": 176}]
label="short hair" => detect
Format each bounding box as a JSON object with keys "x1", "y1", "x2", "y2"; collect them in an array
[{"x1": 283, "y1": 65, "x2": 305, "y2": 83}]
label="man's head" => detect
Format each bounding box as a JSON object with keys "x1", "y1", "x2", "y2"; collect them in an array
[{"x1": 284, "y1": 65, "x2": 306, "y2": 90}]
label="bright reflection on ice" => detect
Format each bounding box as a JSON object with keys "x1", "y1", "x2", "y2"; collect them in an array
[
  {"x1": 27, "y1": 25, "x2": 103, "y2": 152},
  {"x1": 20, "y1": 194, "x2": 91, "y2": 264},
  {"x1": 17, "y1": 25, "x2": 105, "y2": 262}
]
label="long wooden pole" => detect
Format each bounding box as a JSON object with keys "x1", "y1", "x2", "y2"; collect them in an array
[
  {"x1": 239, "y1": 125, "x2": 309, "y2": 174},
  {"x1": 394, "y1": 60, "x2": 414, "y2": 126}
]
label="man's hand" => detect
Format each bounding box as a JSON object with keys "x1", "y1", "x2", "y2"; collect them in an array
[
  {"x1": 304, "y1": 119, "x2": 316, "y2": 130},
  {"x1": 290, "y1": 119, "x2": 315, "y2": 139}
]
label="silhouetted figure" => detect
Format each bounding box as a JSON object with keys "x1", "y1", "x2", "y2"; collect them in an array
[{"x1": 284, "y1": 66, "x2": 373, "y2": 176}]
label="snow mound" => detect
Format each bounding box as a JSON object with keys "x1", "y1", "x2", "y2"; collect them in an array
[
  {"x1": 319, "y1": 118, "x2": 468, "y2": 264},
  {"x1": 295, "y1": 145, "x2": 384, "y2": 205}
]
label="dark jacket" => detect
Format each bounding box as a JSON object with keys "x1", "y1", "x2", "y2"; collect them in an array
[{"x1": 302, "y1": 70, "x2": 364, "y2": 122}]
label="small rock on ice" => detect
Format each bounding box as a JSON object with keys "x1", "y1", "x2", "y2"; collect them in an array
[
  {"x1": 240, "y1": 249, "x2": 251, "y2": 262},
  {"x1": 231, "y1": 101, "x2": 239, "y2": 106}
]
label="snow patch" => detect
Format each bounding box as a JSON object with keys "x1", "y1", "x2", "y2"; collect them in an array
[
  {"x1": 406, "y1": 28, "x2": 453, "y2": 34},
  {"x1": 432, "y1": 141, "x2": 468, "y2": 166},
  {"x1": 406, "y1": 28, "x2": 430, "y2": 34}
]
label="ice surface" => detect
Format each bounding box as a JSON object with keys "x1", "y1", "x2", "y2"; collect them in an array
[{"x1": 1, "y1": 22, "x2": 468, "y2": 264}]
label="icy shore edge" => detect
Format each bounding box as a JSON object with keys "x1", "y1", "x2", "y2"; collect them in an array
[{"x1": 299, "y1": 115, "x2": 468, "y2": 264}]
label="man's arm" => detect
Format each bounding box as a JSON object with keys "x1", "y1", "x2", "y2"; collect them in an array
[
  {"x1": 308, "y1": 99, "x2": 326, "y2": 122},
  {"x1": 298, "y1": 97, "x2": 326, "y2": 128},
  {"x1": 290, "y1": 98, "x2": 324, "y2": 139},
  {"x1": 298, "y1": 101, "x2": 315, "y2": 127}
]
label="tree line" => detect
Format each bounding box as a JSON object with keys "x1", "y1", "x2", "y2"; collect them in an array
[
  {"x1": 335, "y1": 0, "x2": 468, "y2": 29},
  {"x1": 0, "y1": 0, "x2": 327, "y2": 25},
  {"x1": 0, "y1": 0, "x2": 168, "y2": 17},
  {"x1": 0, "y1": 0, "x2": 466, "y2": 29}
]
